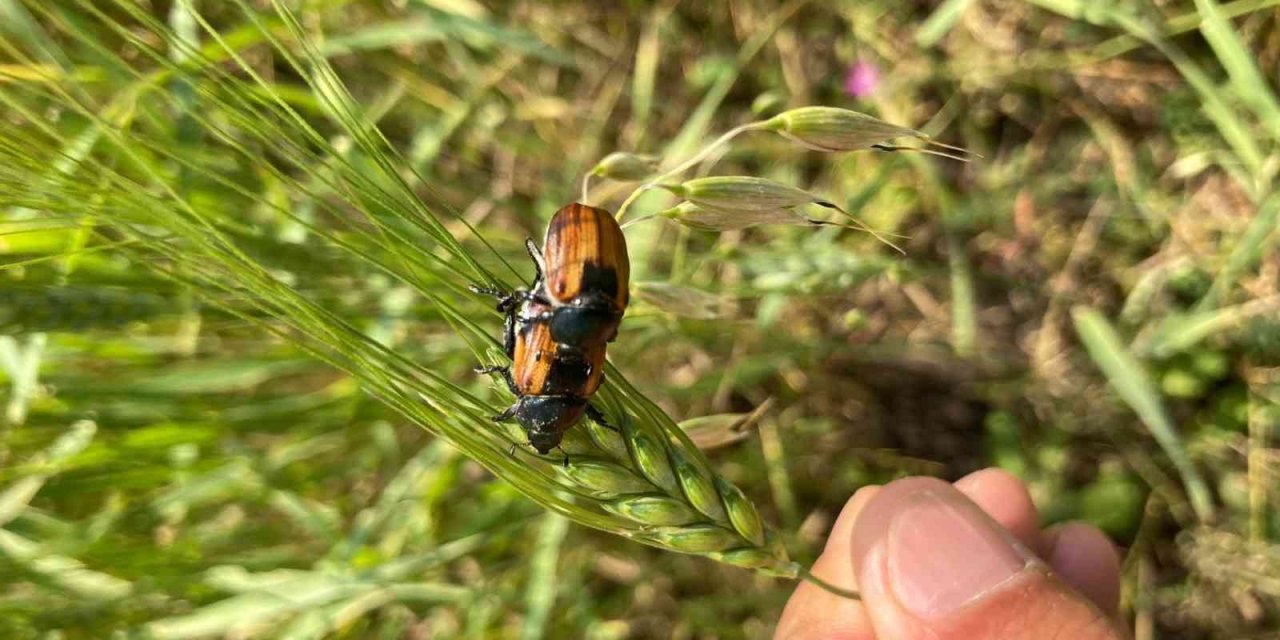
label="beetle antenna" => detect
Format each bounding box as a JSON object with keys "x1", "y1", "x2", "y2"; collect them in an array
[{"x1": 586, "y1": 404, "x2": 619, "y2": 432}]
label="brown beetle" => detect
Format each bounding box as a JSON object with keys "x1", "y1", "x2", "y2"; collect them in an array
[
  {"x1": 476, "y1": 296, "x2": 610, "y2": 455},
  {"x1": 470, "y1": 203, "x2": 628, "y2": 457}
]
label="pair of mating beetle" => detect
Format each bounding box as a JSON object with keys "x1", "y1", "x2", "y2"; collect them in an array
[{"x1": 471, "y1": 203, "x2": 630, "y2": 458}]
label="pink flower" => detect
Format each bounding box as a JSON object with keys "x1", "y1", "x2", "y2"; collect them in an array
[{"x1": 844, "y1": 60, "x2": 881, "y2": 98}]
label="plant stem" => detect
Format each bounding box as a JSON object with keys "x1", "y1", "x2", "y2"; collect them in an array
[
  {"x1": 615, "y1": 121, "x2": 770, "y2": 222},
  {"x1": 795, "y1": 564, "x2": 861, "y2": 600}
]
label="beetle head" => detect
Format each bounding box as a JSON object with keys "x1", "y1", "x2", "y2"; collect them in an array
[
  {"x1": 516, "y1": 396, "x2": 588, "y2": 454},
  {"x1": 527, "y1": 430, "x2": 563, "y2": 456}
]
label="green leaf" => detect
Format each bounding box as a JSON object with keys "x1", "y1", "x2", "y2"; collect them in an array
[
  {"x1": 129, "y1": 359, "x2": 315, "y2": 394},
  {"x1": 522, "y1": 513, "x2": 570, "y2": 640},
  {"x1": 146, "y1": 577, "x2": 368, "y2": 639},
  {"x1": 1140, "y1": 296, "x2": 1280, "y2": 358},
  {"x1": 1193, "y1": 0, "x2": 1280, "y2": 143}
]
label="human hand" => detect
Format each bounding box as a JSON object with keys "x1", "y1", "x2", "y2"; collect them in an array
[{"x1": 776, "y1": 469, "x2": 1126, "y2": 639}]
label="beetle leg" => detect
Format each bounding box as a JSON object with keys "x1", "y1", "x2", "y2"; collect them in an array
[
  {"x1": 508, "y1": 442, "x2": 518, "y2": 457},
  {"x1": 502, "y1": 306, "x2": 517, "y2": 358},
  {"x1": 521, "y1": 289, "x2": 553, "y2": 307},
  {"x1": 500, "y1": 370, "x2": 519, "y2": 395},
  {"x1": 556, "y1": 445, "x2": 569, "y2": 468},
  {"x1": 476, "y1": 365, "x2": 519, "y2": 395},
  {"x1": 492, "y1": 404, "x2": 517, "y2": 423},
  {"x1": 504, "y1": 289, "x2": 544, "y2": 314},
  {"x1": 586, "y1": 404, "x2": 619, "y2": 432},
  {"x1": 468, "y1": 283, "x2": 503, "y2": 298},
  {"x1": 470, "y1": 283, "x2": 540, "y2": 316},
  {"x1": 470, "y1": 283, "x2": 522, "y2": 315},
  {"x1": 468, "y1": 283, "x2": 508, "y2": 300}
]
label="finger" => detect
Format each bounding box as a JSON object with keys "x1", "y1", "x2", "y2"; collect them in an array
[
  {"x1": 1044, "y1": 522, "x2": 1122, "y2": 615},
  {"x1": 775, "y1": 486, "x2": 880, "y2": 640},
  {"x1": 819, "y1": 485, "x2": 881, "y2": 572},
  {"x1": 851, "y1": 477, "x2": 1124, "y2": 640},
  {"x1": 954, "y1": 468, "x2": 1044, "y2": 555}
]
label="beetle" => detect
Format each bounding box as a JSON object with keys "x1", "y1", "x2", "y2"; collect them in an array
[
  {"x1": 469, "y1": 203, "x2": 628, "y2": 458},
  {"x1": 475, "y1": 296, "x2": 611, "y2": 457}
]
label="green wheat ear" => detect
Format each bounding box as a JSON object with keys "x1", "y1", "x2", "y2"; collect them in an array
[{"x1": 0, "y1": 0, "x2": 857, "y2": 598}]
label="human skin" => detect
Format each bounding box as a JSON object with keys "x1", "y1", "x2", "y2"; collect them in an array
[{"x1": 775, "y1": 468, "x2": 1126, "y2": 640}]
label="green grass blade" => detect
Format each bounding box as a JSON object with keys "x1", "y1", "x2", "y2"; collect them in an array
[
  {"x1": 145, "y1": 577, "x2": 366, "y2": 639},
  {"x1": 1140, "y1": 296, "x2": 1280, "y2": 358},
  {"x1": 0, "y1": 0, "x2": 71, "y2": 68},
  {"x1": 521, "y1": 513, "x2": 570, "y2": 640},
  {"x1": 0, "y1": 528, "x2": 132, "y2": 600},
  {"x1": 1071, "y1": 306, "x2": 1214, "y2": 523},
  {"x1": 1025, "y1": 0, "x2": 1267, "y2": 182},
  {"x1": 1193, "y1": 0, "x2": 1280, "y2": 142},
  {"x1": 915, "y1": 0, "x2": 976, "y2": 47},
  {"x1": 0, "y1": 419, "x2": 95, "y2": 526},
  {"x1": 320, "y1": 7, "x2": 569, "y2": 65},
  {"x1": 947, "y1": 230, "x2": 976, "y2": 357},
  {"x1": 1086, "y1": 0, "x2": 1280, "y2": 67},
  {"x1": 1197, "y1": 192, "x2": 1280, "y2": 311}
]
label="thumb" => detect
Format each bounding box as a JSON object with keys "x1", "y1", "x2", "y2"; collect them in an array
[{"x1": 850, "y1": 478, "x2": 1125, "y2": 640}]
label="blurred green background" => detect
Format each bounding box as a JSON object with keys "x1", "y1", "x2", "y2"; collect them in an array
[{"x1": 1, "y1": 0, "x2": 1278, "y2": 638}]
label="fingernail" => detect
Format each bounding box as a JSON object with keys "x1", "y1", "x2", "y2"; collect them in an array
[{"x1": 887, "y1": 491, "x2": 1030, "y2": 618}]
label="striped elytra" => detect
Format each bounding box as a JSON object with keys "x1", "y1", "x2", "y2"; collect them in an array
[
  {"x1": 541, "y1": 203, "x2": 630, "y2": 311},
  {"x1": 475, "y1": 202, "x2": 630, "y2": 457}
]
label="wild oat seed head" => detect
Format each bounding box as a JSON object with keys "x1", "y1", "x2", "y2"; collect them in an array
[
  {"x1": 660, "y1": 176, "x2": 817, "y2": 212},
  {"x1": 659, "y1": 202, "x2": 815, "y2": 231},
  {"x1": 763, "y1": 106, "x2": 922, "y2": 152},
  {"x1": 592, "y1": 152, "x2": 660, "y2": 181}
]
